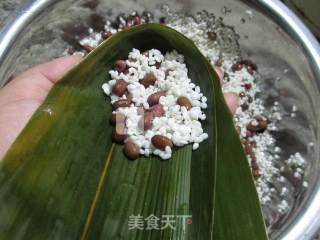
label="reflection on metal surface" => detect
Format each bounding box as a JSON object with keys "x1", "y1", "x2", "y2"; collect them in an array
[
  {"x1": 259, "y1": 0, "x2": 320, "y2": 87},
  {"x1": 0, "y1": 0, "x2": 55, "y2": 66},
  {"x1": 257, "y1": 2, "x2": 320, "y2": 239}
]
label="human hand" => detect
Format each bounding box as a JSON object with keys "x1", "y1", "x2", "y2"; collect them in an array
[
  {"x1": 0, "y1": 56, "x2": 238, "y2": 159},
  {"x1": 0, "y1": 55, "x2": 82, "y2": 159}
]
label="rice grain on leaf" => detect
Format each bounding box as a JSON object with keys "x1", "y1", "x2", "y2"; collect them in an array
[{"x1": 0, "y1": 24, "x2": 268, "y2": 240}]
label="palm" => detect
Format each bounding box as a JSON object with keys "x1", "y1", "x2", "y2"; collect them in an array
[
  {"x1": 0, "y1": 56, "x2": 81, "y2": 159},
  {"x1": 0, "y1": 56, "x2": 237, "y2": 159}
]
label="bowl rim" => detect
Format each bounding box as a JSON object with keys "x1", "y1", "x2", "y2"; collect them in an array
[
  {"x1": 256, "y1": 1, "x2": 320, "y2": 239},
  {"x1": 0, "y1": 0, "x2": 319, "y2": 239}
]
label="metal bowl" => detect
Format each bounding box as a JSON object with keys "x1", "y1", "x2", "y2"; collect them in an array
[{"x1": 0, "y1": 0, "x2": 319, "y2": 239}]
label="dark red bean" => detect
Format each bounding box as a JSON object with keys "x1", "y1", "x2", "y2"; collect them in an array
[
  {"x1": 247, "y1": 121, "x2": 258, "y2": 132},
  {"x1": 151, "y1": 135, "x2": 173, "y2": 150},
  {"x1": 177, "y1": 96, "x2": 192, "y2": 110},
  {"x1": 251, "y1": 161, "x2": 259, "y2": 170},
  {"x1": 132, "y1": 16, "x2": 141, "y2": 25},
  {"x1": 251, "y1": 154, "x2": 257, "y2": 162},
  {"x1": 246, "y1": 130, "x2": 254, "y2": 138},
  {"x1": 112, "y1": 123, "x2": 127, "y2": 143},
  {"x1": 256, "y1": 118, "x2": 268, "y2": 132},
  {"x1": 207, "y1": 31, "x2": 217, "y2": 41},
  {"x1": 124, "y1": 141, "x2": 140, "y2": 160},
  {"x1": 240, "y1": 60, "x2": 258, "y2": 71},
  {"x1": 232, "y1": 63, "x2": 243, "y2": 72},
  {"x1": 239, "y1": 92, "x2": 246, "y2": 98},
  {"x1": 244, "y1": 83, "x2": 252, "y2": 90},
  {"x1": 114, "y1": 60, "x2": 127, "y2": 72},
  {"x1": 140, "y1": 73, "x2": 157, "y2": 87},
  {"x1": 112, "y1": 99, "x2": 131, "y2": 109},
  {"x1": 247, "y1": 117, "x2": 268, "y2": 133},
  {"x1": 244, "y1": 142, "x2": 253, "y2": 155},
  {"x1": 102, "y1": 31, "x2": 112, "y2": 39},
  {"x1": 155, "y1": 62, "x2": 161, "y2": 69},
  {"x1": 251, "y1": 141, "x2": 257, "y2": 148},
  {"x1": 252, "y1": 169, "x2": 260, "y2": 178},
  {"x1": 241, "y1": 103, "x2": 249, "y2": 111},
  {"x1": 112, "y1": 79, "x2": 128, "y2": 97},
  {"x1": 147, "y1": 91, "x2": 166, "y2": 106}
]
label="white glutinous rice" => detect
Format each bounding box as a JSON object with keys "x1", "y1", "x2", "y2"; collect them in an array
[
  {"x1": 102, "y1": 49, "x2": 208, "y2": 160},
  {"x1": 69, "y1": 8, "x2": 311, "y2": 218}
]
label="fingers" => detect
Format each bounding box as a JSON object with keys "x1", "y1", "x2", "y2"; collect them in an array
[
  {"x1": 224, "y1": 92, "x2": 239, "y2": 115},
  {"x1": 0, "y1": 55, "x2": 82, "y2": 104},
  {"x1": 17, "y1": 55, "x2": 82, "y2": 84},
  {"x1": 214, "y1": 66, "x2": 239, "y2": 114},
  {"x1": 34, "y1": 55, "x2": 82, "y2": 83}
]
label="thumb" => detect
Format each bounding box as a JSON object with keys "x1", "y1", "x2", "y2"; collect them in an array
[
  {"x1": 0, "y1": 55, "x2": 82, "y2": 104},
  {"x1": 14, "y1": 55, "x2": 83, "y2": 84}
]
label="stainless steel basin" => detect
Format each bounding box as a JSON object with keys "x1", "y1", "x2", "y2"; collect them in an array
[{"x1": 0, "y1": 0, "x2": 319, "y2": 239}]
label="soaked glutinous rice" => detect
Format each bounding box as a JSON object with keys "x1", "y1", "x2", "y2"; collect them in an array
[
  {"x1": 102, "y1": 49, "x2": 208, "y2": 160},
  {"x1": 63, "y1": 6, "x2": 309, "y2": 227}
]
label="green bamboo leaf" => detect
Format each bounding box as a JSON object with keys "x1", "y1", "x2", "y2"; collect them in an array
[
  {"x1": 0, "y1": 23, "x2": 267, "y2": 240},
  {"x1": 209, "y1": 61, "x2": 268, "y2": 239}
]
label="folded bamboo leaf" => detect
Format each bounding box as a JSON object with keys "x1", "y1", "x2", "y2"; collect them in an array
[
  {"x1": 0, "y1": 24, "x2": 267, "y2": 240},
  {"x1": 209, "y1": 61, "x2": 268, "y2": 239}
]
